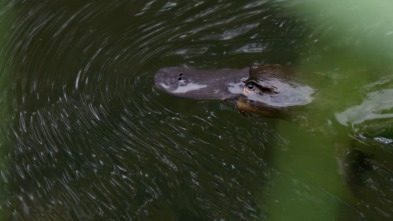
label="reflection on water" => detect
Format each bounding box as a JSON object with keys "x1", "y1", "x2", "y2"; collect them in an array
[
  {"x1": 336, "y1": 88, "x2": 393, "y2": 127},
  {"x1": 0, "y1": 0, "x2": 393, "y2": 220}
]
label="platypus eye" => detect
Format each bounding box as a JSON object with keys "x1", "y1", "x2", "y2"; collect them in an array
[{"x1": 246, "y1": 82, "x2": 256, "y2": 90}]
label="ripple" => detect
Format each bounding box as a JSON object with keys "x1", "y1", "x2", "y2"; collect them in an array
[{"x1": 0, "y1": 1, "x2": 306, "y2": 220}]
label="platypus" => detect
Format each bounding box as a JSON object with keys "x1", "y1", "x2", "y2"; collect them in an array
[{"x1": 154, "y1": 64, "x2": 315, "y2": 118}]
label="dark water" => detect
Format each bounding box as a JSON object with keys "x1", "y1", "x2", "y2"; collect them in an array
[{"x1": 1, "y1": 1, "x2": 393, "y2": 220}]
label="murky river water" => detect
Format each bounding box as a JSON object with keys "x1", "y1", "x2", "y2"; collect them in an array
[{"x1": 1, "y1": 1, "x2": 393, "y2": 220}]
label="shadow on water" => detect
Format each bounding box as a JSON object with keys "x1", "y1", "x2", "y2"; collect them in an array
[{"x1": 1, "y1": 0, "x2": 393, "y2": 220}]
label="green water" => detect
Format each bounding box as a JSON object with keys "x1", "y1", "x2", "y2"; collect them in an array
[{"x1": 1, "y1": 1, "x2": 393, "y2": 220}]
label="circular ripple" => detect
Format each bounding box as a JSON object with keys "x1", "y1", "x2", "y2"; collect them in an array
[{"x1": 1, "y1": 1, "x2": 306, "y2": 220}]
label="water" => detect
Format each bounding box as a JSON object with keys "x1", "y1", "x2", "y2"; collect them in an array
[{"x1": 1, "y1": 0, "x2": 393, "y2": 220}]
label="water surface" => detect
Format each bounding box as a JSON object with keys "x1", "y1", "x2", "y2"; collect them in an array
[{"x1": 1, "y1": 1, "x2": 393, "y2": 220}]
